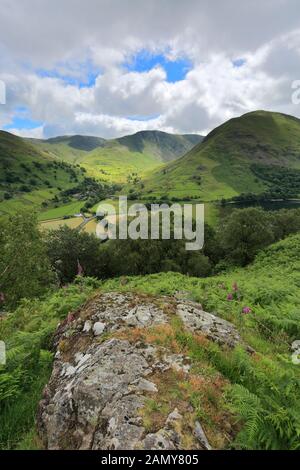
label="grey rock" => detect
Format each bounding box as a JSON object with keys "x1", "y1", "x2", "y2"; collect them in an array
[
  {"x1": 143, "y1": 429, "x2": 179, "y2": 450},
  {"x1": 176, "y1": 301, "x2": 241, "y2": 348},
  {"x1": 166, "y1": 408, "x2": 182, "y2": 427},
  {"x1": 83, "y1": 320, "x2": 92, "y2": 333},
  {"x1": 38, "y1": 292, "x2": 243, "y2": 450},
  {"x1": 194, "y1": 420, "x2": 212, "y2": 450},
  {"x1": 93, "y1": 321, "x2": 106, "y2": 336}
]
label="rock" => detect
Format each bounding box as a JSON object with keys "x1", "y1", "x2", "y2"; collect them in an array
[
  {"x1": 93, "y1": 322, "x2": 106, "y2": 336},
  {"x1": 136, "y1": 378, "x2": 158, "y2": 393},
  {"x1": 143, "y1": 429, "x2": 178, "y2": 450},
  {"x1": 176, "y1": 301, "x2": 242, "y2": 348},
  {"x1": 83, "y1": 320, "x2": 92, "y2": 333},
  {"x1": 194, "y1": 420, "x2": 212, "y2": 450},
  {"x1": 166, "y1": 408, "x2": 182, "y2": 427},
  {"x1": 128, "y1": 378, "x2": 158, "y2": 394},
  {"x1": 37, "y1": 292, "x2": 243, "y2": 450}
]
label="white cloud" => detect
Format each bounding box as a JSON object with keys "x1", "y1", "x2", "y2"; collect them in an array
[
  {"x1": 0, "y1": 0, "x2": 300, "y2": 138},
  {"x1": 8, "y1": 126, "x2": 44, "y2": 139}
]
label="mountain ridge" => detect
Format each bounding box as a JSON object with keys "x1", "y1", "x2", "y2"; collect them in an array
[
  {"x1": 27, "y1": 130, "x2": 203, "y2": 182},
  {"x1": 28, "y1": 129, "x2": 203, "y2": 162},
  {"x1": 140, "y1": 110, "x2": 300, "y2": 201}
]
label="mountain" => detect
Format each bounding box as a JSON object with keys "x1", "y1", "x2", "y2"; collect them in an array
[
  {"x1": 141, "y1": 111, "x2": 300, "y2": 201},
  {"x1": 115, "y1": 130, "x2": 203, "y2": 162},
  {"x1": 0, "y1": 130, "x2": 85, "y2": 216},
  {"x1": 29, "y1": 130, "x2": 203, "y2": 182},
  {"x1": 41, "y1": 135, "x2": 106, "y2": 151}
]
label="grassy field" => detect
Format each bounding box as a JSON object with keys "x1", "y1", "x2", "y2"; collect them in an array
[
  {"x1": 80, "y1": 144, "x2": 163, "y2": 182},
  {"x1": 37, "y1": 200, "x2": 85, "y2": 221},
  {"x1": 30, "y1": 139, "x2": 163, "y2": 182},
  {"x1": 0, "y1": 131, "x2": 86, "y2": 216},
  {"x1": 3, "y1": 111, "x2": 300, "y2": 221},
  {"x1": 140, "y1": 111, "x2": 300, "y2": 201},
  {"x1": 39, "y1": 217, "x2": 83, "y2": 231},
  {"x1": 30, "y1": 131, "x2": 202, "y2": 183}
]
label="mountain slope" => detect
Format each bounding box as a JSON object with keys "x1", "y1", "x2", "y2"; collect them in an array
[
  {"x1": 30, "y1": 131, "x2": 203, "y2": 182},
  {"x1": 116, "y1": 130, "x2": 203, "y2": 162},
  {"x1": 141, "y1": 111, "x2": 300, "y2": 201},
  {"x1": 0, "y1": 131, "x2": 85, "y2": 216}
]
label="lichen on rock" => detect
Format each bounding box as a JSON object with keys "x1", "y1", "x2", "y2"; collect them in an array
[{"x1": 37, "y1": 292, "x2": 243, "y2": 450}]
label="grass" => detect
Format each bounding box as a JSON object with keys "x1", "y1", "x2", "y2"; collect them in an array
[
  {"x1": 39, "y1": 217, "x2": 83, "y2": 231},
  {"x1": 1, "y1": 234, "x2": 300, "y2": 449},
  {"x1": 0, "y1": 278, "x2": 98, "y2": 450},
  {"x1": 99, "y1": 234, "x2": 300, "y2": 449},
  {"x1": 38, "y1": 200, "x2": 85, "y2": 221},
  {"x1": 0, "y1": 131, "x2": 85, "y2": 216},
  {"x1": 30, "y1": 131, "x2": 202, "y2": 183},
  {"x1": 140, "y1": 111, "x2": 300, "y2": 201}
]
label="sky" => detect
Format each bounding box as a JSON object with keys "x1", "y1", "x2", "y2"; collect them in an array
[{"x1": 0, "y1": 0, "x2": 300, "y2": 139}]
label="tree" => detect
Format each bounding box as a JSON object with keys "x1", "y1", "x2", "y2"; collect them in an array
[
  {"x1": 186, "y1": 253, "x2": 212, "y2": 277},
  {"x1": 220, "y1": 208, "x2": 275, "y2": 265},
  {"x1": 271, "y1": 208, "x2": 300, "y2": 240},
  {"x1": 45, "y1": 226, "x2": 103, "y2": 283},
  {"x1": 0, "y1": 212, "x2": 53, "y2": 308}
]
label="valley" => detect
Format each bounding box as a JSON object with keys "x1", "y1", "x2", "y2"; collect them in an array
[
  {"x1": 1, "y1": 109, "x2": 300, "y2": 451},
  {"x1": 3, "y1": 110, "x2": 300, "y2": 232}
]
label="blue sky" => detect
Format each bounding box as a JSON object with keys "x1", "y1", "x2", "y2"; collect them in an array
[
  {"x1": 0, "y1": 0, "x2": 299, "y2": 139},
  {"x1": 36, "y1": 68, "x2": 98, "y2": 88},
  {"x1": 124, "y1": 50, "x2": 192, "y2": 82},
  {"x1": 233, "y1": 58, "x2": 246, "y2": 67},
  {"x1": 34, "y1": 50, "x2": 193, "y2": 90},
  {"x1": 4, "y1": 50, "x2": 193, "y2": 132},
  {"x1": 35, "y1": 58, "x2": 100, "y2": 88},
  {"x1": 4, "y1": 109, "x2": 43, "y2": 131}
]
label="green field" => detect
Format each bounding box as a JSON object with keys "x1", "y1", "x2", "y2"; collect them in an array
[
  {"x1": 3, "y1": 111, "x2": 300, "y2": 222},
  {"x1": 30, "y1": 131, "x2": 202, "y2": 183},
  {"x1": 140, "y1": 111, "x2": 300, "y2": 201},
  {"x1": 0, "y1": 131, "x2": 86, "y2": 216}
]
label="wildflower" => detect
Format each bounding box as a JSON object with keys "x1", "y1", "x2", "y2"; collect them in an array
[
  {"x1": 227, "y1": 293, "x2": 233, "y2": 301},
  {"x1": 242, "y1": 306, "x2": 252, "y2": 314},
  {"x1": 232, "y1": 282, "x2": 238, "y2": 292},
  {"x1": 67, "y1": 312, "x2": 75, "y2": 323},
  {"x1": 77, "y1": 259, "x2": 84, "y2": 276}
]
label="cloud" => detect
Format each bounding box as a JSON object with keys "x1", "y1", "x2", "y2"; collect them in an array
[
  {"x1": 0, "y1": 0, "x2": 300, "y2": 138},
  {"x1": 8, "y1": 126, "x2": 44, "y2": 139}
]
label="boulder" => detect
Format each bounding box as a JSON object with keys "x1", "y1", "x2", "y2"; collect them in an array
[{"x1": 37, "y1": 292, "x2": 244, "y2": 450}]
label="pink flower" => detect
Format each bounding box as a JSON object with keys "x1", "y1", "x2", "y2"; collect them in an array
[
  {"x1": 77, "y1": 259, "x2": 84, "y2": 277},
  {"x1": 227, "y1": 293, "x2": 233, "y2": 301},
  {"x1": 242, "y1": 306, "x2": 252, "y2": 314},
  {"x1": 232, "y1": 282, "x2": 239, "y2": 292},
  {"x1": 67, "y1": 312, "x2": 75, "y2": 323}
]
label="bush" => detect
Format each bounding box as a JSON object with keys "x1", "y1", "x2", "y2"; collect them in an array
[
  {"x1": 219, "y1": 208, "x2": 275, "y2": 265},
  {"x1": 0, "y1": 212, "x2": 54, "y2": 308}
]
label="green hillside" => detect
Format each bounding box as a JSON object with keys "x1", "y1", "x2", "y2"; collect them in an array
[
  {"x1": 0, "y1": 131, "x2": 86, "y2": 216},
  {"x1": 30, "y1": 130, "x2": 203, "y2": 182},
  {"x1": 140, "y1": 111, "x2": 300, "y2": 201},
  {"x1": 1, "y1": 220, "x2": 300, "y2": 449},
  {"x1": 116, "y1": 130, "x2": 203, "y2": 162}
]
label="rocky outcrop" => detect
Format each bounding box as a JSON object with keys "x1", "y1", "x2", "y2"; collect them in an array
[{"x1": 37, "y1": 292, "x2": 244, "y2": 450}]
